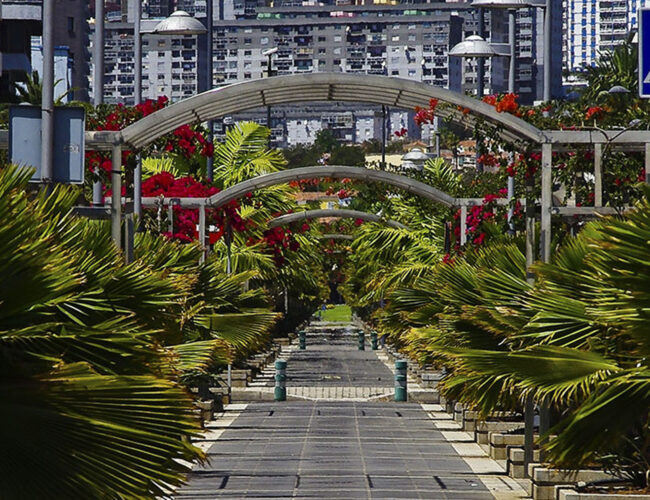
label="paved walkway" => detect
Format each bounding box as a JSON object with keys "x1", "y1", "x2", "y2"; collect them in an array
[{"x1": 178, "y1": 323, "x2": 527, "y2": 499}]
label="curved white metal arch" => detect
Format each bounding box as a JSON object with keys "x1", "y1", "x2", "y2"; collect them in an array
[
  {"x1": 118, "y1": 73, "x2": 546, "y2": 149},
  {"x1": 269, "y1": 209, "x2": 409, "y2": 230},
  {"x1": 206, "y1": 166, "x2": 457, "y2": 208}
]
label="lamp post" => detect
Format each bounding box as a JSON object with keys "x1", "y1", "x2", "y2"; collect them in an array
[
  {"x1": 92, "y1": 0, "x2": 105, "y2": 205},
  {"x1": 262, "y1": 47, "x2": 278, "y2": 145},
  {"x1": 449, "y1": 35, "x2": 499, "y2": 172}
]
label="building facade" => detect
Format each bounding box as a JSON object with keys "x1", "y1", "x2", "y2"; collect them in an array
[{"x1": 563, "y1": 0, "x2": 644, "y2": 78}]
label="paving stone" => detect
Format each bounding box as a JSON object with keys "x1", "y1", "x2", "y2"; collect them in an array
[{"x1": 177, "y1": 323, "x2": 512, "y2": 499}]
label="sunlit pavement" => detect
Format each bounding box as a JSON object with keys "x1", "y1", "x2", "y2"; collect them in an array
[{"x1": 177, "y1": 325, "x2": 527, "y2": 499}]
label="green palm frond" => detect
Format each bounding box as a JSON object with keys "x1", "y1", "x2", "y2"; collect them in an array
[{"x1": 1, "y1": 362, "x2": 203, "y2": 499}]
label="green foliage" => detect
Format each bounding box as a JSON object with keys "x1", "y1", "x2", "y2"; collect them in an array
[{"x1": 0, "y1": 164, "x2": 281, "y2": 497}]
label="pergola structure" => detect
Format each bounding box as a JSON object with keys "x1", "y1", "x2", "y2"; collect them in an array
[
  {"x1": 2, "y1": 72, "x2": 649, "y2": 479},
  {"x1": 2, "y1": 72, "x2": 649, "y2": 262}
]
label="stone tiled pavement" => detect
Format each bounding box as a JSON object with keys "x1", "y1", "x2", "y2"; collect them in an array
[{"x1": 177, "y1": 322, "x2": 526, "y2": 499}]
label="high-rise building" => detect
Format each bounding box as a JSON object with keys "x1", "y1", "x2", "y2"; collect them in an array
[
  {"x1": 90, "y1": 17, "x2": 201, "y2": 104},
  {"x1": 563, "y1": 0, "x2": 643, "y2": 78},
  {"x1": 0, "y1": 0, "x2": 90, "y2": 102}
]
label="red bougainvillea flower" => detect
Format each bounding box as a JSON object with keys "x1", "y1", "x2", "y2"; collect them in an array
[
  {"x1": 394, "y1": 127, "x2": 408, "y2": 138},
  {"x1": 585, "y1": 106, "x2": 605, "y2": 121},
  {"x1": 495, "y1": 93, "x2": 519, "y2": 114}
]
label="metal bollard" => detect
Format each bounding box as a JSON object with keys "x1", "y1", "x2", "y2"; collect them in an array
[
  {"x1": 395, "y1": 360, "x2": 407, "y2": 402},
  {"x1": 371, "y1": 330, "x2": 378, "y2": 350},
  {"x1": 274, "y1": 359, "x2": 287, "y2": 401},
  {"x1": 299, "y1": 330, "x2": 306, "y2": 350},
  {"x1": 357, "y1": 330, "x2": 365, "y2": 350}
]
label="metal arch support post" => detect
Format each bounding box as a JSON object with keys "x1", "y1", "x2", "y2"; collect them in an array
[
  {"x1": 199, "y1": 205, "x2": 207, "y2": 264},
  {"x1": 111, "y1": 144, "x2": 122, "y2": 249},
  {"x1": 540, "y1": 143, "x2": 553, "y2": 263},
  {"x1": 459, "y1": 204, "x2": 467, "y2": 246},
  {"x1": 381, "y1": 105, "x2": 387, "y2": 169},
  {"x1": 523, "y1": 172, "x2": 536, "y2": 477},
  {"x1": 645, "y1": 143, "x2": 650, "y2": 183},
  {"x1": 538, "y1": 143, "x2": 553, "y2": 461},
  {"x1": 594, "y1": 143, "x2": 603, "y2": 207}
]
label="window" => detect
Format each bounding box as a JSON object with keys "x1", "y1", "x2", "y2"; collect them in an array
[
  {"x1": 392, "y1": 35, "x2": 399, "y2": 41},
  {"x1": 318, "y1": 36, "x2": 326, "y2": 42},
  {"x1": 244, "y1": 49, "x2": 252, "y2": 56},
  {"x1": 244, "y1": 38, "x2": 252, "y2": 44},
  {"x1": 334, "y1": 35, "x2": 342, "y2": 42},
  {"x1": 333, "y1": 47, "x2": 341, "y2": 55},
  {"x1": 260, "y1": 37, "x2": 269, "y2": 45},
  {"x1": 67, "y1": 16, "x2": 74, "y2": 34}
]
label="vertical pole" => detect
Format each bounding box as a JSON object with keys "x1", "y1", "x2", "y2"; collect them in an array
[
  {"x1": 594, "y1": 143, "x2": 603, "y2": 206},
  {"x1": 507, "y1": 158, "x2": 515, "y2": 234},
  {"x1": 206, "y1": 0, "x2": 214, "y2": 181},
  {"x1": 133, "y1": 3, "x2": 142, "y2": 221},
  {"x1": 381, "y1": 105, "x2": 386, "y2": 169},
  {"x1": 226, "y1": 223, "x2": 232, "y2": 274},
  {"x1": 371, "y1": 330, "x2": 378, "y2": 350},
  {"x1": 168, "y1": 204, "x2": 174, "y2": 234},
  {"x1": 477, "y1": 8, "x2": 485, "y2": 98},
  {"x1": 274, "y1": 360, "x2": 287, "y2": 401},
  {"x1": 543, "y1": 1, "x2": 552, "y2": 101},
  {"x1": 540, "y1": 143, "x2": 553, "y2": 263},
  {"x1": 394, "y1": 360, "x2": 407, "y2": 402},
  {"x1": 41, "y1": 0, "x2": 54, "y2": 186},
  {"x1": 199, "y1": 205, "x2": 207, "y2": 264},
  {"x1": 299, "y1": 330, "x2": 306, "y2": 350},
  {"x1": 284, "y1": 287, "x2": 289, "y2": 314},
  {"x1": 645, "y1": 143, "x2": 650, "y2": 184},
  {"x1": 94, "y1": 0, "x2": 105, "y2": 104},
  {"x1": 124, "y1": 212, "x2": 134, "y2": 263},
  {"x1": 93, "y1": 0, "x2": 105, "y2": 204},
  {"x1": 266, "y1": 53, "x2": 273, "y2": 148},
  {"x1": 460, "y1": 204, "x2": 467, "y2": 246},
  {"x1": 111, "y1": 144, "x2": 122, "y2": 249},
  {"x1": 508, "y1": 9, "x2": 516, "y2": 94},
  {"x1": 523, "y1": 174, "x2": 536, "y2": 476},
  {"x1": 539, "y1": 143, "x2": 553, "y2": 461},
  {"x1": 358, "y1": 330, "x2": 365, "y2": 351}
]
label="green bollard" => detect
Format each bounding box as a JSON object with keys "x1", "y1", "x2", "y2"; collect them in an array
[
  {"x1": 274, "y1": 359, "x2": 287, "y2": 401},
  {"x1": 299, "y1": 330, "x2": 306, "y2": 350},
  {"x1": 357, "y1": 330, "x2": 365, "y2": 350},
  {"x1": 395, "y1": 360, "x2": 407, "y2": 402},
  {"x1": 371, "y1": 330, "x2": 378, "y2": 350}
]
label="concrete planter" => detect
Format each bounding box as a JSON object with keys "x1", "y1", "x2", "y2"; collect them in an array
[
  {"x1": 475, "y1": 420, "x2": 524, "y2": 444},
  {"x1": 558, "y1": 489, "x2": 650, "y2": 500},
  {"x1": 528, "y1": 465, "x2": 617, "y2": 500},
  {"x1": 420, "y1": 371, "x2": 443, "y2": 389},
  {"x1": 196, "y1": 400, "x2": 214, "y2": 424},
  {"x1": 489, "y1": 431, "x2": 528, "y2": 460},
  {"x1": 508, "y1": 447, "x2": 540, "y2": 479},
  {"x1": 230, "y1": 369, "x2": 250, "y2": 388}
]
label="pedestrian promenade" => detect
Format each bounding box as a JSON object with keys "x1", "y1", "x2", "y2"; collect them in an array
[{"x1": 177, "y1": 323, "x2": 527, "y2": 499}]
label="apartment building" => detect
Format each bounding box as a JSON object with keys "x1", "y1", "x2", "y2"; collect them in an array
[
  {"x1": 0, "y1": 0, "x2": 89, "y2": 102},
  {"x1": 93, "y1": 18, "x2": 200, "y2": 104},
  {"x1": 564, "y1": 0, "x2": 644, "y2": 76}
]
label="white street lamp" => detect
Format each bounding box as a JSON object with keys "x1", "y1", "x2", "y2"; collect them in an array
[
  {"x1": 152, "y1": 10, "x2": 208, "y2": 35},
  {"x1": 449, "y1": 35, "x2": 499, "y2": 58}
]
